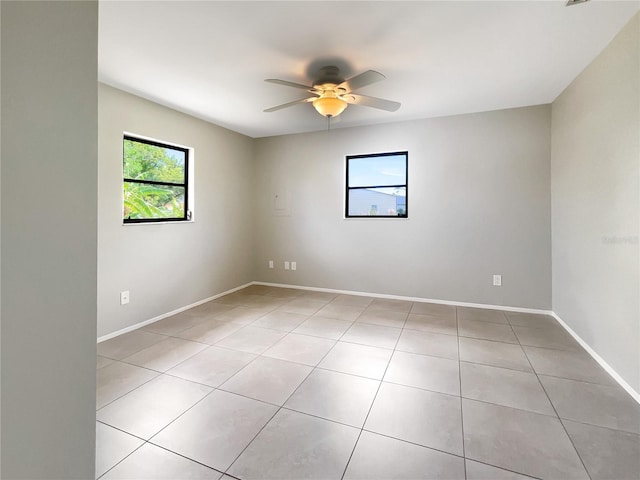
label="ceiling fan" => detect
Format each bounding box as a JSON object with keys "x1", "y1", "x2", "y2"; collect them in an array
[{"x1": 264, "y1": 66, "x2": 401, "y2": 119}]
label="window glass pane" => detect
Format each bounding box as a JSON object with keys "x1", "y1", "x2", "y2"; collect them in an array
[
  {"x1": 348, "y1": 154, "x2": 406, "y2": 187},
  {"x1": 348, "y1": 187, "x2": 406, "y2": 216},
  {"x1": 124, "y1": 139, "x2": 185, "y2": 184},
  {"x1": 124, "y1": 182, "x2": 185, "y2": 220}
]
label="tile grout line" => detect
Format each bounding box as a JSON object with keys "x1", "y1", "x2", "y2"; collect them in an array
[
  {"x1": 555, "y1": 416, "x2": 640, "y2": 436},
  {"x1": 222, "y1": 313, "x2": 348, "y2": 477},
  {"x1": 458, "y1": 312, "x2": 554, "y2": 480},
  {"x1": 104, "y1": 295, "x2": 505, "y2": 464},
  {"x1": 339, "y1": 309, "x2": 406, "y2": 480},
  {"x1": 519, "y1": 333, "x2": 594, "y2": 480},
  {"x1": 96, "y1": 289, "x2": 363, "y2": 478},
  {"x1": 99, "y1": 288, "x2": 619, "y2": 479},
  {"x1": 95, "y1": 419, "x2": 150, "y2": 480},
  {"x1": 96, "y1": 367, "x2": 162, "y2": 411},
  {"x1": 96, "y1": 440, "x2": 147, "y2": 479},
  {"x1": 124, "y1": 332, "x2": 293, "y2": 474},
  {"x1": 98, "y1": 310, "x2": 280, "y2": 412},
  {"x1": 456, "y1": 306, "x2": 467, "y2": 480},
  {"x1": 97, "y1": 411, "x2": 221, "y2": 479}
]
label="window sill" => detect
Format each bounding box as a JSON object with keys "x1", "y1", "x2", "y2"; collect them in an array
[
  {"x1": 343, "y1": 216, "x2": 409, "y2": 220},
  {"x1": 122, "y1": 219, "x2": 195, "y2": 226}
]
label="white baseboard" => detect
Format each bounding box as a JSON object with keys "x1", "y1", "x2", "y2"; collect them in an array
[
  {"x1": 256, "y1": 281, "x2": 639, "y2": 403},
  {"x1": 253, "y1": 281, "x2": 553, "y2": 315},
  {"x1": 97, "y1": 279, "x2": 639, "y2": 404},
  {"x1": 97, "y1": 282, "x2": 253, "y2": 343},
  {"x1": 551, "y1": 312, "x2": 640, "y2": 404}
]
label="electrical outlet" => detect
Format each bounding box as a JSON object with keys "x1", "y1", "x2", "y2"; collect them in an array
[
  {"x1": 268, "y1": 260, "x2": 274, "y2": 269},
  {"x1": 493, "y1": 275, "x2": 502, "y2": 287},
  {"x1": 284, "y1": 261, "x2": 290, "y2": 270},
  {"x1": 291, "y1": 261, "x2": 297, "y2": 271},
  {"x1": 120, "y1": 291, "x2": 130, "y2": 305}
]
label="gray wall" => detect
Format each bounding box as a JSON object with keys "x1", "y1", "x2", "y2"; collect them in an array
[
  {"x1": 1, "y1": 1, "x2": 98, "y2": 478},
  {"x1": 254, "y1": 105, "x2": 552, "y2": 309},
  {"x1": 98, "y1": 84, "x2": 255, "y2": 337},
  {"x1": 551, "y1": 13, "x2": 639, "y2": 392},
  {"x1": 0, "y1": 3, "x2": 3, "y2": 473}
]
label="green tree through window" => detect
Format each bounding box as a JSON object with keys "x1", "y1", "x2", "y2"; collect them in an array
[{"x1": 123, "y1": 136, "x2": 190, "y2": 223}]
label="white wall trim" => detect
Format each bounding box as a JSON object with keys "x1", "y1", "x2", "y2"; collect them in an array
[
  {"x1": 258, "y1": 281, "x2": 639, "y2": 403},
  {"x1": 253, "y1": 281, "x2": 552, "y2": 315},
  {"x1": 97, "y1": 282, "x2": 253, "y2": 343},
  {"x1": 96, "y1": 279, "x2": 639, "y2": 405},
  {"x1": 550, "y1": 312, "x2": 640, "y2": 404}
]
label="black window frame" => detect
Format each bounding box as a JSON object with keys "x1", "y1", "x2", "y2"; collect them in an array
[
  {"x1": 123, "y1": 134, "x2": 191, "y2": 224},
  {"x1": 345, "y1": 151, "x2": 408, "y2": 218}
]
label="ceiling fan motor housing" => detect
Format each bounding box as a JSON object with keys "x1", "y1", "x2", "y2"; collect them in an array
[{"x1": 313, "y1": 66, "x2": 344, "y2": 87}]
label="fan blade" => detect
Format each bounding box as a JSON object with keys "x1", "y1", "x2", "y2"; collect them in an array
[
  {"x1": 264, "y1": 97, "x2": 315, "y2": 113},
  {"x1": 342, "y1": 93, "x2": 401, "y2": 112},
  {"x1": 338, "y1": 70, "x2": 385, "y2": 92},
  {"x1": 265, "y1": 78, "x2": 314, "y2": 91}
]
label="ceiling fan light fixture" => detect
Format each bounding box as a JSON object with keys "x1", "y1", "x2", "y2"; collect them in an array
[{"x1": 312, "y1": 96, "x2": 347, "y2": 117}]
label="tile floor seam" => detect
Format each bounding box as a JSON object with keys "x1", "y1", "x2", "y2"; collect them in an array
[
  {"x1": 97, "y1": 437, "x2": 148, "y2": 479},
  {"x1": 260, "y1": 343, "x2": 339, "y2": 368},
  {"x1": 236, "y1": 322, "x2": 299, "y2": 335},
  {"x1": 289, "y1": 330, "x2": 342, "y2": 341},
  {"x1": 521, "y1": 341, "x2": 594, "y2": 480},
  {"x1": 119, "y1": 341, "x2": 212, "y2": 374},
  {"x1": 403, "y1": 326, "x2": 459, "y2": 336},
  {"x1": 460, "y1": 395, "x2": 564, "y2": 420},
  {"x1": 97, "y1": 337, "x2": 170, "y2": 361},
  {"x1": 460, "y1": 335, "x2": 529, "y2": 347},
  {"x1": 206, "y1": 385, "x2": 288, "y2": 411},
  {"x1": 216, "y1": 340, "x2": 336, "y2": 408},
  {"x1": 157, "y1": 322, "x2": 244, "y2": 345},
  {"x1": 98, "y1": 289, "x2": 636, "y2": 480},
  {"x1": 279, "y1": 328, "x2": 348, "y2": 342},
  {"x1": 278, "y1": 405, "x2": 373, "y2": 430},
  {"x1": 458, "y1": 311, "x2": 549, "y2": 480},
  {"x1": 111, "y1": 357, "x2": 177, "y2": 374},
  {"x1": 394, "y1": 344, "x2": 458, "y2": 361},
  {"x1": 358, "y1": 428, "x2": 467, "y2": 461},
  {"x1": 210, "y1": 328, "x2": 285, "y2": 355},
  {"x1": 96, "y1": 420, "x2": 148, "y2": 442},
  {"x1": 339, "y1": 322, "x2": 404, "y2": 480},
  {"x1": 314, "y1": 365, "x2": 388, "y2": 382},
  {"x1": 208, "y1": 340, "x2": 281, "y2": 390},
  {"x1": 457, "y1": 358, "x2": 531, "y2": 375},
  {"x1": 531, "y1": 371, "x2": 621, "y2": 388},
  {"x1": 465, "y1": 458, "x2": 544, "y2": 480},
  {"x1": 458, "y1": 334, "x2": 518, "y2": 345},
  {"x1": 455, "y1": 306, "x2": 468, "y2": 480},
  {"x1": 136, "y1": 442, "x2": 226, "y2": 478},
  {"x1": 135, "y1": 385, "x2": 277, "y2": 476},
  {"x1": 381, "y1": 379, "x2": 461, "y2": 400},
  {"x1": 96, "y1": 368, "x2": 161, "y2": 412},
  {"x1": 221, "y1": 382, "x2": 304, "y2": 475},
  {"x1": 558, "y1": 416, "x2": 640, "y2": 437},
  {"x1": 162, "y1": 364, "x2": 250, "y2": 390},
  {"x1": 134, "y1": 385, "x2": 224, "y2": 452},
  {"x1": 221, "y1": 327, "x2": 343, "y2": 477},
  {"x1": 335, "y1": 338, "x2": 395, "y2": 351}
]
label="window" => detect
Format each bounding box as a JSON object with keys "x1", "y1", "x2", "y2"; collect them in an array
[
  {"x1": 345, "y1": 151, "x2": 408, "y2": 218},
  {"x1": 123, "y1": 135, "x2": 191, "y2": 223}
]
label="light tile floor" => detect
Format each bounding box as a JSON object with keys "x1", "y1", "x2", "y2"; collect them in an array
[{"x1": 96, "y1": 285, "x2": 640, "y2": 479}]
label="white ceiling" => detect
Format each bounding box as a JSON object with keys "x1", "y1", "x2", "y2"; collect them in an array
[{"x1": 99, "y1": 1, "x2": 640, "y2": 138}]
